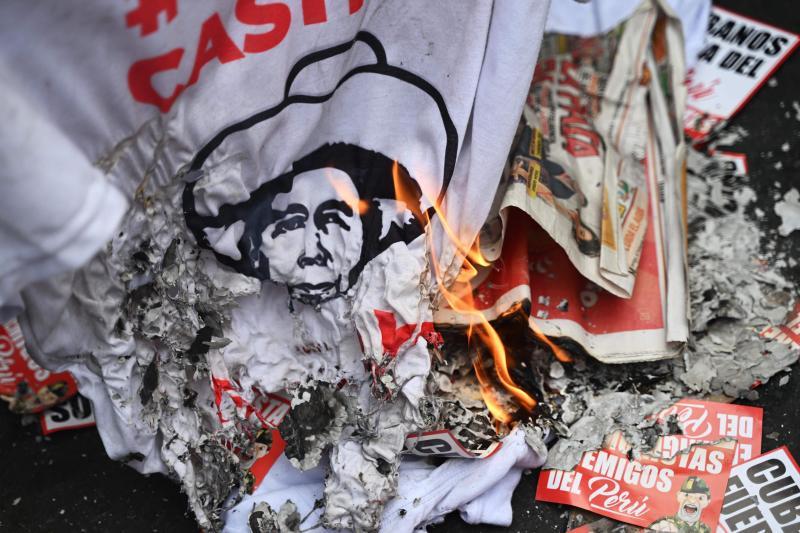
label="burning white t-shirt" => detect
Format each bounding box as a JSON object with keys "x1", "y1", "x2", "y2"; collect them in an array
[{"x1": 1, "y1": 0, "x2": 549, "y2": 529}]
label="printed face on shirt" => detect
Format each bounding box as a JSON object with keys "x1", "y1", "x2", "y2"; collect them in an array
[
  {"x1": 183, "y1": 35, "x2": 455, "y2": 307},
  {"x1": 260, "y1": 168, "x2": 363, "y2": 305}
]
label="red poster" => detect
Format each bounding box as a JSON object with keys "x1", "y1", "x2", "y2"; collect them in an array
[
  {"x1": 536, "y1": 432, "x2": 736, "y2": 530},
  {"x1": 654, "y1": 400, "x2": 763, "y2": 466}
]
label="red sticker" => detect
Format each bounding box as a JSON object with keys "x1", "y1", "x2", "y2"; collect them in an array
[
  {"x1": 0, "y1": 319, "x2": 77, "y2": 413},
  {"x1": 655, "y1": 399, "x2": 763, "y2": 465},
  {"x1": 536, "y1": 432, "x2": 736, "y2": 530}
]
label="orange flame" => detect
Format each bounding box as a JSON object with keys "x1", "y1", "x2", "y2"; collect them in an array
[
  {"x1": 392, "y1": 161, "x2": 488, "y2": 268},
  {"x1": 391, "y1": 160, "x2": 425, "y2": 223},
  {"x1": 529, "y1": 319, "x2": 572, "y2": 363},
  {"x1": 393, "y1": 162, "x2": 537, "y2": 420},
  {"x1": 473, "y1": 358, "x2": 514, "y2": 424}
]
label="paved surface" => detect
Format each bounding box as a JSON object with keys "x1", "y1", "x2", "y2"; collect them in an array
[{"x1": 1, "y1": 1, "x2": 798, "y2": 531}]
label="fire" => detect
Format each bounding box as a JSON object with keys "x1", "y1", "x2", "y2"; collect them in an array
[
  {"x1": 530, "y1": 319, "x2": 572, "y2": 363},
  {"x1": 392, "y1": 163, "x2": 540, "y2": 421},
  {"x1": 472, "y1": 358, "x2": 514, "y2": 424},
  {"x1": 392, "y1": 161, "x2": 488, "y2": 268},
  {"x1": 338, "y1": 157, "x2": 571, "y2": 423}
]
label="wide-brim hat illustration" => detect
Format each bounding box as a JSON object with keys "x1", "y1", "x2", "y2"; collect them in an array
[{"x1": 183, "y1": 31, "x2": 457, "y2": 285}]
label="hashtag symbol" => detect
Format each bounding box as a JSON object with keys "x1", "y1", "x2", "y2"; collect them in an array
[{"x1": 125, "y1": 0, "x2": 178, "y2": 37}]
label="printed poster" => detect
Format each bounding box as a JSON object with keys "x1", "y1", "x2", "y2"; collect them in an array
[
  {"x1": 654, "y1": 399, "x2": 763, "y2": 466},
  {"x1": 685, "y1": 7, "x2": 800, "y2": 140},
  {"x1": 536, "y1": 431, "x2": 736, "y2": 530},
  {"x1": 718, "y1": 447, "x2": 800, "y2": 533},
  {"x1": 0, "y1": 319, "x2": 78, "y2": 414}
]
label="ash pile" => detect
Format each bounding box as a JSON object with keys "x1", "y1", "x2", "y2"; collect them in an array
[{"x1": 1, "y1": 0, "x2": 799, "y2": 532}]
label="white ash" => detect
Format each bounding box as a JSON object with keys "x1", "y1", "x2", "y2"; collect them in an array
[
  {"x1": 248, "y1": 502, "x2": 280, "y2": 533},
  {"x1": 776, "y1": 188, "x2": 800, "y2": 236},
  {"x1": 436, "y1": 398, "x2": 498, "y2": 450},
  {"x1": 522, "y1": 423, "x2": 548, "y2": 459},
  {"x1": 705, "y1": 124, "x2": 749, "y2": 147},
  {"x1": 543, "y1": 391, "x2": 674, "y2": 471},
  {"x1": 541, "y1": 146, "x2": 798, "y2": 470},
  {"x1": 549, "y1": 361, "x2": 565, "y2": 379},
  {"x1": 280, "y1": 384, "x2": 348, "y2": 472},
  {"x1": 111, "y1": 184, "x2": 262, "y2": 529},
  {"x1": 15, "y1": 173, "x2": 265, "y2": 529},
  {"x1": 247, "y1": 500, "x2": 303, "y2": 533},
  {"x1": 680, "y1": 149, "x2": 798, "y2": 397}
]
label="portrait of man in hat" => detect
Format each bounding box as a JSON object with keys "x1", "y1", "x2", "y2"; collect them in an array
[
  {"x1": 649, "y1": 476, "x2": 713, "y2": 533},
  {"x1": 183, "y1": 32, "x2": 456, "y2": 308},
  {"x1": 185, "y1": 143, "x2": 425, "y2": 307}
]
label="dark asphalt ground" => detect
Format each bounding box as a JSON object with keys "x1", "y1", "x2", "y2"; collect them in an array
[{"x1": 1, "y1": 0, "x2": 798, "y2": 531}]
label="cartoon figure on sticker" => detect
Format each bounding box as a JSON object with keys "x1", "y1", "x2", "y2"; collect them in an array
[
  {"x1": 183, "y1": 32, "x2": 456, "y2": 306},
  {"x1": 649, "y1": 476, "x2": 712, "y2": 533}
]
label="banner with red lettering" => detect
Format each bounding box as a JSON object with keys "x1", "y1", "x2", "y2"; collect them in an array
[
  {"x1": 536, "y1": 431, "x2": 736, "y2": 530},
  {"x1": 654, "y1": 399, "x2": 763, "y2": 466}
]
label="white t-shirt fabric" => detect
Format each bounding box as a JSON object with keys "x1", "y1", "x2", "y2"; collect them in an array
[
  {"x1": 223, "y1": 428, "x2": 544, "y2": 533},
  {"x1": 0, "y1": 88, "x2": 128, "y2": 323},
  {"x1": 1, "y1": 1, "x2": 550, "y2": 530},
  {"x1": 545, "y1": 0, "x2": 711, "y2": 68},
  {"x1": 0, "y1": 0, "x2": 709, "y2": 326}
]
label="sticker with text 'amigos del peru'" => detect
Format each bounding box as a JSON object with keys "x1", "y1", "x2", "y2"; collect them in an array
[
  {"x1": 536, "y1": 432, "x2": 736, "y2": 530},
  {"x1": 654, "y1": 399, "x2": 763, "y2": 466},
  {"x1": 718, "y1": 447, "x2": 800, "y2": 533}
]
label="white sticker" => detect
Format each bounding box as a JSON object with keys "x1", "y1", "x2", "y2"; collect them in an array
[
  {"x1": 40, "y1": 394, "x2": 96, "y2": 435},
  {"x1": 685, "y1": 7, "x2": 800, "y2": 140}
]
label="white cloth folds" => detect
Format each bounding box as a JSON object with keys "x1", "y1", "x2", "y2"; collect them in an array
[{"x1": 223, "y1": 429, "x2": 545, "y2": 533}]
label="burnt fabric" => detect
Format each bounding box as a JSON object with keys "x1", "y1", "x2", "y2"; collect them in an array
[{"x1": 0, "y1": 0, "x2": 549, "y2": 529}]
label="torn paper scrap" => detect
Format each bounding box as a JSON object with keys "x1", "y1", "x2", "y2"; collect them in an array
[
  {"x1": 654, "y1": 399, "x2": 763, "y2": 465},
  {"x1": 39, "y1": 393, "x2": 96, "y2": 435},
  {"x1": 775, "y1": 188, "x2": 800, "y2": 236},
  {"x1": 718, "y1": 446, "x2": 800, "y2": 533}
]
